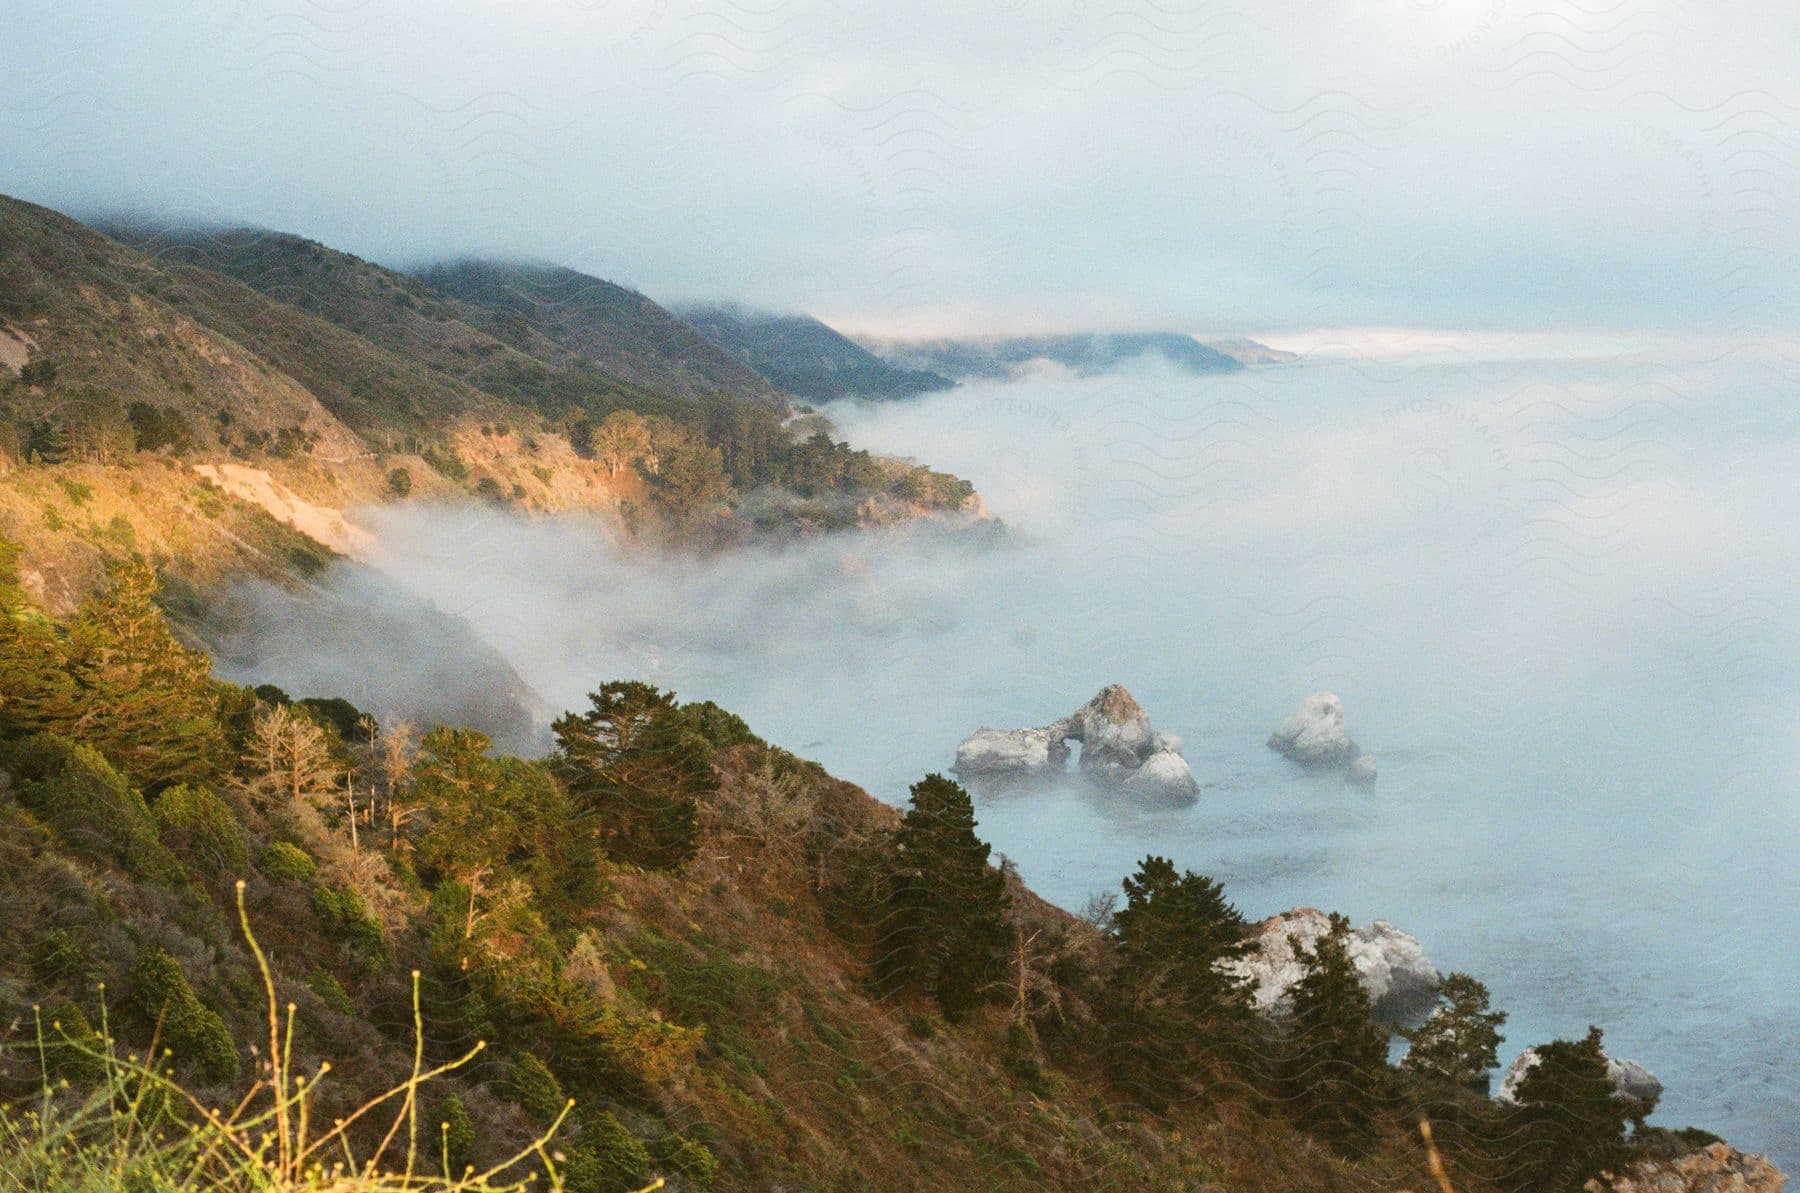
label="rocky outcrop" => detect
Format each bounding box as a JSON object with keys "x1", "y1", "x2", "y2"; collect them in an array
[
  {"x1": 1220, "y1": 907, "x2": 1441, "y2": 1023},
  {"x1": 953, "y1": 685, "x2": 1198, "y2": 799},
  {"x1": 1496, "y1": 1046, "x2": 1664, "y2": 1108},
  {"x1": 1124, "y1": 748, "x2": 1202, "y2": 800},
  {"x1": 1585, "y1": 1143, "x2": 1788, "y2": 1192},
  {"x1": 953, "y1": 726, "x2": 1068, "y2": 782},
  {"x1": 1061, "y1": 685, "x2": 1156, "y2": 774},
  {"x1": 1268, "y1": 691, "x2": 1376, "y2": 783}
]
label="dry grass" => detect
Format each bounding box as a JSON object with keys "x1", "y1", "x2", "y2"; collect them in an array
[{"x1": 0, "y1": 882, "x2": 665, "y2": 1193}]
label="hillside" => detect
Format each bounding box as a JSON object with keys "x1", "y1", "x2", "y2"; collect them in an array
[
  {"x1": 414, "y1": 260, "x2": 786, "y2": 407},
  {"x1": 680, "y1": 305, "x2": 955, "y2": 402},
  {"x1": 0, "y1": 196, "x2": 980, "y2": 615},
  {"x1": 3, "y1": 560, "x2": 1776, "y2": 1193},
  {"x1": 864, "y1": 332, "x2": 1249, "y2": 381}
]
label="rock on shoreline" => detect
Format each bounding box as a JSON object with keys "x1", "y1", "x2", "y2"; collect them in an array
[
  {"x1": 1219, "y1": 907, "x2": 1441, "y2": 1023},
  {"x1": 1585, "y1": 1142, "x2": 1787, "y2": 1192},
  {"x1": 1496, "y1": 1046, "x2": 1664, "y2": 1108}
]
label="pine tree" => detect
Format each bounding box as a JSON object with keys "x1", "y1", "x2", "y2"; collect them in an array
[
  {"x1": 61, "y1": 561, "x2": 224, "y2": 787},
  {"x1": 413, "y1": 728, "x2": 595, "y2": 942},
  {"x1": 1285, "y1": 912, "x2": 1391, "y2": 1152},
  {"x1": 1401, "y1": 971, "x2": 1506, "y2": 1090},
  {"x1": 1104, "y1": 855, "x2": 1253, "y2": 1103},
  {"x1": 0, "y1": 537, "x2": 27, "y2": 611},
  {"x1": 0, "y1": 611, "x2": 78, "y2": 743},
  {"x1": 1504, "y1": 1027, "x2": 1632, "y2": 1191},
  {"x1": 550, "y1": 681, "x2": 710, "y2": 871},
  {"x1": 879, "y1": 773, "x2": 1011, "y2": 1020},
  {"x1": 413, "y1": 727, "x2": 526, "y2": 952}
]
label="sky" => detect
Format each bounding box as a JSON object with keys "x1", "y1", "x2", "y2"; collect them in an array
[{"x1": 4, "y1": 0, "x2": 1800, "y2": 334}]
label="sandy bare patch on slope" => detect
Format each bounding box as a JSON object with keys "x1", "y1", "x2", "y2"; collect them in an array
[
  {"x1": 0, "y1": 325, "x2": 36, "y2": 373},
  {"x1": 195, "y1": 463, "x2": 377, "y2": 558}
]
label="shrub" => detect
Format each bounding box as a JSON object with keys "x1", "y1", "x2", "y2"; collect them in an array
[
  {"x1": 33, "y1": 929, "x2": 89, "y2": 982},
  {"x1": 129, "y1": 946, "x2": 239, "y2": 1084},
  {"x1": 508, "y1": 1051, "x2": 568, "y2": 1123},
  {"x1": 654, "y1": 1134, "x2": 721, "y2": 1188},
  {"x1": 127, "y1": 403, "x2": 194, "y2": 454},
  {"x1": 432, "y1": 1094, "x2": 476, "y2": 1177},
  {"x1": 104, "y1": 514, "x2": 136, "y2": 548},
  {"x1": 304, "y1": 967, "x2": 354, "y2": 1015},
  {"x1": 19, "y1": 357, "x2": 57, "y2": 388},
  {"x1": 386, "y1": 466, "x2": 413, "y2": 498},
  {"x1": 420, "y1": 445, "x2": 467, "y2": 481},
  {"x1": 564, "y1": 1113, "x2": 650, "y2": 1193},
  {"x1": 259, "y1": 840, "x2": 317, "y2": 883},
  {"x1": 154, "y1": 783, "x2": 249, "y2": 873},
  {"x1": 311, "y1": 883, "x2": 388, "y2": 962},
  {"x1": 37, "y1": 999, "x2": 106, "y2": 1084},
  {"x1": 5, "y1": 735, "x2": 185, "y2": 886}
]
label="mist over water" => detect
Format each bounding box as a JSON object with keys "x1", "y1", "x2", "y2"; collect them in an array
[{"x1": 233, "y1": 348, "x2": 1799, "y2": 1162}]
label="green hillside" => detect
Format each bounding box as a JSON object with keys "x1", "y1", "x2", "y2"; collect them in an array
[
  {"x1": 415, "y1": 261, "x2": 786, "y2": 407},
  {"x1": 0, "y1": 556, "x2": 1734, "y2": 1193}
]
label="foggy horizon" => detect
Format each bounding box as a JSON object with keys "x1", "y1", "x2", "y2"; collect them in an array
[{"x1": 8, "y1": 2, "x2": 1800, "y2": 335}]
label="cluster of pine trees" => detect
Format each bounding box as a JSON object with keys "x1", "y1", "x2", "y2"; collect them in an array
[
  {"x1": 854, "y1": 777, "x2": 1664, "y2": 1190},
  {"x1": 0, "y1": 547, "x2": 1695, "y2": 1191}
]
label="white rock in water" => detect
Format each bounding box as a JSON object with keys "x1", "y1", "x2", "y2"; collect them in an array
[
  {"x1": 1124, "y1": 749, "x2": 1200, "y2": 799},
  {"x1": 953, "y1": 684, "x2": 1198, "y2": 801},
  {"x1": 1062, "y1": 684, "x2": 1155, "y2": 771},
  {"x1": 953, "y1": 726, "x2": 1066, "y2": 778},
  {"x1": 1220, "y1": 908, "x2": 1441, "y2": 1023},
  {"x1": 1268, "y1": 691, "x2": 1371, "y2": 777},
  {"x1": 1349, "y1": 754, "x2": 1379, "y2": 785},
  {"x1": 1495, "y1": 1047, "x2": 1663, "y2": 1106},
  {"x1": 1353, "y1": 920, "x2": 1440, "y2": 1020}
]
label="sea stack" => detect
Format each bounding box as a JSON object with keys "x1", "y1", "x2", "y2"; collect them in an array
[
  {"x1": 954, "y1": 684, "x2": 1198, "y2": 799},
  {"x1": 1268, "y1": 691, "x2": 1377, "y2": 784}
]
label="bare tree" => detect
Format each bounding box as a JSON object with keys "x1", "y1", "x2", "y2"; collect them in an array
[
  {"x1": 238, "y1": 704, "x2": 341, "y2": 810},
  {"x1": 592, "y1": 410, "x2": 651, "y2": 479}
]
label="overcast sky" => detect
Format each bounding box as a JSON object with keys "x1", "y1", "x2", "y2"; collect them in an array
[{"x1": 5, "y1": 0, "x2": 1799, "y2": 334}]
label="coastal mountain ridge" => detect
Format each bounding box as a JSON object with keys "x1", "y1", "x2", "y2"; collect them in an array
[
  {"x1": 0, "y1": 194, "x2": 979, "y2": 614},
  {"x1": 680, "y1": 303, "x2": 956, "y2": 403},
  {"x1": 859, "y1": 330, "x2": 1293, "y2": 382}
]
